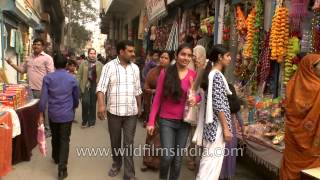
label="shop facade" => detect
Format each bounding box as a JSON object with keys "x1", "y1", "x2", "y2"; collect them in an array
[
  {"x1": 0, "y1": 0, "x2": 42, "y2": 84},
  {"x1": 0, "y1": 0, "x2": 64, "y2": 84},
  {"x1": 100, "y1": 0, "x2": 319, "y2": 177}
]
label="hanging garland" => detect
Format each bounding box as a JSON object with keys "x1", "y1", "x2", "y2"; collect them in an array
[
  {"x1": 243, "y1": 7, "x2": 256, "y2": 59},
  {"x1": 258, "y1": 32, "x2": 271, "y2": 86},
  {"x1": 235, "y1": 5, "x2": 247, "y2": 36},
  {"x1": 223, "y1": 4, "x2": 232, "y2": 46},
  {"x1": 311, "y1": 9, "x2": 320, "y2": 53},
  {"x1": 252, "y1": 0, "x2": 264, "y2": 63},
  {"x1": 284, "y1": 37, "x2": 300, "y2": 85},
  {"x1": 270, "y1": 6, "x2": 290, "y2": 63}
]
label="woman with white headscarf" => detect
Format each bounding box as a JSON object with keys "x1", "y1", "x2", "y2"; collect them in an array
[{"x1": 186, "y1": 45, "x2": 208, "y2": 171}]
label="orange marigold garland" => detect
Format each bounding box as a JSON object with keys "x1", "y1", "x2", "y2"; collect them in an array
[{"x1": 269, "y1": 7, "x2": 290, "y2": 63}]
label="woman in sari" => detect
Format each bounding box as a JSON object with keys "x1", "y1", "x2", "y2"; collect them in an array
[{"x1": 281, "y1": 54, "x2": 320, "y2": 180}]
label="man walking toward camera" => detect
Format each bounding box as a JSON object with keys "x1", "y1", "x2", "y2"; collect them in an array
[
  {"x1": 97, "y1": 40, "x2": 142, "y2": 180},
  {"x1": 6, "y1": 38, "x2": 54, "y2": 137}
]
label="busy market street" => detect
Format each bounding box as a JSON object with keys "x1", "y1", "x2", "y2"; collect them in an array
[
  {"x1": 3, "y1": 106, "x2": 263, "y2": 180},
  {"x1": 1, "y1": 0, "x2": 320, "y2": 180}
]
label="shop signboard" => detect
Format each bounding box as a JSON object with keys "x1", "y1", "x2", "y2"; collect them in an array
[{"x1": 146, "y1": 0, "x2": 167, "y2": 23}]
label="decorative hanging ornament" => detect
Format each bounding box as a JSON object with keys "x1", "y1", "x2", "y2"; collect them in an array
[
  {"x1": 289, "y1": 0, "x2": 308, "y2": 32},
  {"x1": 269, "y1": 6, "x2": 290, "y2": 63},
  {"x1": 311, "y1": 9, "x2": 320, "y2": 53},
  {"x1": 235, "y1": 5, "x2": 247, "y2": 36},
  {"x1": 243, "y1": 7, "x2": 256, "y2": 59}
]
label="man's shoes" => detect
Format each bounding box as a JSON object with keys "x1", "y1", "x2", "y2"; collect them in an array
[
  {"x1": 81, "y1": 123, "x2": 87, "y2": 128},
  {"x1": 53, "y1": 159, "x2": 59, "y2": 164},
  {"x1": 108, "y1": 167, "x2": 120, "y2": 177},
  {"x1": 45, "y1": 131, "x2": 52, "y2": 138},
  {"x1": 58, "y1": 168, "x2": 68, "y2": 180},
  {"x1": 89, "y1": 125, "x2": 95, "y2": 128},
  {"x1": 140, "y1": 165, "x2": 149, "y2": 172}
]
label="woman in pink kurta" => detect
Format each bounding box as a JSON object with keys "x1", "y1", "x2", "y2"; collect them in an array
[{"x1": 147, "y1": 44, "x2": 201, "y2": 180}]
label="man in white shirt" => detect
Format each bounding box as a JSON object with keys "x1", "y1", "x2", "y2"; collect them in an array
[{"x1": 96, "y1": 40, "x2": 142, "y2": 180}]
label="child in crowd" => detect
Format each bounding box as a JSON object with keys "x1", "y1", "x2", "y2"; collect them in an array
[{"x1": 67, "y1": 59, "x2": 78, "y2": 77}]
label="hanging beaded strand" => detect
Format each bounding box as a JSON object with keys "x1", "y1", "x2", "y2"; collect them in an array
[{"x1": 311, "y1": 9, "x2": 320, "y2": 53}]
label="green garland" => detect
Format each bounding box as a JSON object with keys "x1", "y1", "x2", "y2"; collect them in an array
[{"x1": 252, "y1": 0, "x2": 264, "y2": 63}]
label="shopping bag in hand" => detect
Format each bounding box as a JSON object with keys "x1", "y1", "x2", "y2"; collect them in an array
[
  {"x1": 37, "y1": 124, "x2": 47, "y2": 156},
  {"x1": 183, "y1": 89, "x2": 199, "y2": 125}
]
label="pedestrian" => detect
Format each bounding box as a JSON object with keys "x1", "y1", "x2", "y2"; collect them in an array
[
  {"x1": 67, "y1": 59, "x2": 79, "y2": 124},
  {"x1": 141, "y1": 49, "x2": 160, "y2": 87},
  {"x1": 142, "y1": 50, "x2": 174, "y2": 127},
  {"x1": 77, "y1": 48, "x2": 103, "y2": 128},
  {"x1": 5, "y1": 38, "x2": 54, "y2": 137},
  {"x1": 141, "y1": 50, "x2": 174, "y2": 171},
  {"x1": 67, "y1": 59, "x2": 78, "y2": 77},
  {"x1": 186, "y1": 45, "x2": 208, "y2": 171},
  {"x1": 147, "y1": 44, "x2": 201, "y2": 180},
  {"x1": 96, "y1": 40, "x2": 142, "y2": 180},
  {"x1": 280, "y1": 54, "x2": 320, "y2": 180},
  {"x1": 219, "y1": 83, "x2": 242, "y2": 180},
  {"x1": 97, "y1": 53, "x2": 107, "y2": 64},
  {"x1": 38, "y1": 53, "x2": 79, "y2": 180},
  {"x1": 196, "y1": 44, "x2": 233, "y2": 180},
  {"x1": 77, "y1": 54, "x2": 86, "y2": 67}
]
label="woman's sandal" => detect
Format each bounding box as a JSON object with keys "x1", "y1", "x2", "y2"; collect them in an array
[
  {"x1": 140, "y1": 165, "x2": 149, "y2": 172},
  {"x1": 108, "y1": 167, "x2": 120, "y2": 177},
  {"x1": 187, "y1": 161, "x2": 196, "y2": 171}
]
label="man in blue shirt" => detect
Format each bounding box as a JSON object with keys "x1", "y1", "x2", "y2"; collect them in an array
[{"x1": 39, "y1": 53, "x2": 79, "y2": 180}]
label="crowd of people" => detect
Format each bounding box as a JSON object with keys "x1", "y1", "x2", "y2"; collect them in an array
[{"x1": 4, "y1": 37, "x2": 320, "y2": 180}]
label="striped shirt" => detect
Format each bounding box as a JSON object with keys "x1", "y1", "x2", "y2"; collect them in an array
[{"x1": 96, "y1": 57, "x2": 143, "y2": 116}]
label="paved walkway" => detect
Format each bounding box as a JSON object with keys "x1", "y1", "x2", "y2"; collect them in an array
[{"x1": 3, "y1": 106, "x2": 263, "y2": 180}]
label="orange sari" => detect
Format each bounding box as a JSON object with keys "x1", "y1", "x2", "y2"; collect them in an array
[{"x1": 280, "y1": 54, "x2": 320, "y2": 180}]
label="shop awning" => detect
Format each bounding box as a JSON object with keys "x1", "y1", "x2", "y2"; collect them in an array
[
  {"x1": 100, "y1": 0, "x2": 143, "y2": 34},
  {"x1": 101, "y1": 0, "x2": 138, "y2": 18},
  {"x1": 167, "y1": 0, "x2": 175, "y2": 5},
  {"x1": 100, "y1": 0, "x2": 114, "y2": 14}
]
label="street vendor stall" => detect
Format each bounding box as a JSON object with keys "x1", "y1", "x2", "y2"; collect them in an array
[
  {"x1": 0, "y1": 111, "x2": 12, "y2": 177},
  {"x1": 12, "y1": 99, "x2": 39, "y2": 164},
  {"x1": 224, "y1": 0, "x2": 319, "y2": 178},
  {"x1": 0, "y1": 83, "x2": 39, "y2": 177}
]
